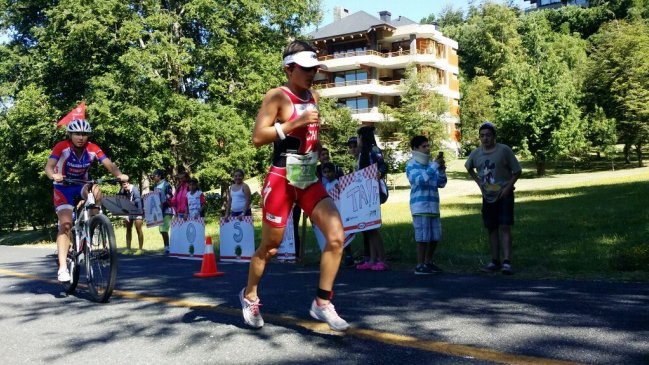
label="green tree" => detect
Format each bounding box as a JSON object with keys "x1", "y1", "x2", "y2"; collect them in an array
[
  {"x1": 318, "y1": 97, "x2": 358, "y2": 174},
  {"x1": 586, "y1": 105, "x2": 618, "y2": 160},
  {"x1": 381, "y1": 65, "x2": 448, "y2": 152},
  {"x1": 497, "y1": 13, "x2": 588, "y2": 175},
  {"x1": 587, "y1": 20, "x2": 649, "y2": 166},
  {"x1": 0, "y1": 0, "x2": 321, "y2": 228},
  {"x1": 459, "y1": 75, "x2": 495, "y2": 150}
]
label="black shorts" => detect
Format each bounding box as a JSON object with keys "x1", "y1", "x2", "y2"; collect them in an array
[{"x1": 482, "y1": 192, "x2": 514, "y2": 230}]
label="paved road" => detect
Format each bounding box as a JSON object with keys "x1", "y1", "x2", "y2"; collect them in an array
[{"x1": 1, "y1": 245, "x2": 647, "y2": 365}]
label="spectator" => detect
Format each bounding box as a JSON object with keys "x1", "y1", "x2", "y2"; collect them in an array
[
  {"x1": 346, "y1": 136, "x2": 359, "y2": 174},
  {"x1": 316, "y1": 147, "x2": 344, "y2": 183},
  {"x1": 172, "y1": 171, "x2": 189, "y2": 219},
  {"x1": 321, "y1": 162, "x2": 340, "y2": 193},
  {"x1": 186, "y1": 178, "x2": 206, "y2": 219},
  {"x1": 465, "y1": 122, "x2": 522, "y2": 275},
  {"x1": 406, "y1": 136, "x2": 447, "y2": 274},
  {"x1": 355, "y1": 125, "x2": 388, "y2": 271},
  {"x1": 224, "y1": 169, "x2": 251, "y2": 217},
  {"x1": 118, "y1": 180, "x2": 144, "y2": 255},
  {"x1": 151, "y1": 169, "x2": 174, "y2": 255}
]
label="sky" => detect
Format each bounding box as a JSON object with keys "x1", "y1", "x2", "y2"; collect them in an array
[{"x1": 314, "y1": 0, "x2": 528, "y2": 27}]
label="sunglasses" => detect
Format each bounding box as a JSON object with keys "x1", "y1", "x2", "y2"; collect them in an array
[
  {"x1": 71, "y1": 132, "x2": 90, "y2": 136},
  {"x1": 297, "y1": 65, "x2": 319, "y2": 72}
]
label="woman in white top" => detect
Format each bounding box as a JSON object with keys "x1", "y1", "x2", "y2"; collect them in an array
[{"x1": 225, "y1": 169, "x2": 251, "y2": 217}]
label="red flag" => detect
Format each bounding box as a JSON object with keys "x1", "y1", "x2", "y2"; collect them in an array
[{"x1": 56, "y1": 102, "x2": 86, "y2": 127}]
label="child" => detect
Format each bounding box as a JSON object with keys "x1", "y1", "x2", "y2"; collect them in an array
[
  {"x1": 321, "y1": 162, "x2": 340, "y2": 194},
  {"x1": 406, "y1": 135, "x2": 447, "y2": 275},
  {"x1": 186, "y1": 178, "x2": 206, "y2": 219}
]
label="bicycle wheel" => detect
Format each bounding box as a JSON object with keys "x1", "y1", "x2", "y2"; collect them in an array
[
  {"x1": 63, "y1": 240, "x2": 80, "y2": 295},
  {"x1": 85, "y1": 214, "x2": 117, "y2": 302}
]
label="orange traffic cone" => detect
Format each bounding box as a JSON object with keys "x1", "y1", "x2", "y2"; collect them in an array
[{"x1": 193, "y1": 236, "x2": 224, "y2": 278}]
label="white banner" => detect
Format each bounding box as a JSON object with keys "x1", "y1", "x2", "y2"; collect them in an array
[
  {"x1": 101, "y1": 195, "x2": 142, "y2": 216},
  {"x1": 219, "y1": 216, "x2": 255, "y2": 262},
  {"x1": 169, "y1": 218, "x2": 205, "y2": 260},
  {"x1": 329, "y1": 164, "x2": 382, "y2": 234},
  {"x1": 276, "y1": 208, "x2": 296, "y2": 262},
  {"x1": 143, "y1": 191, "x2": 163, "y2": 228}
]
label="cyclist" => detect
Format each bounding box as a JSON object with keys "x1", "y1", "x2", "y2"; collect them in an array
[{"x1": 44, "y1": 118, "x2": 128, "y2": 282}]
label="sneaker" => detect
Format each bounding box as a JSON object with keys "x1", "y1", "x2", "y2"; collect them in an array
[
  {"x1": 414, "y1": 264, "x2": 434, "y2": 275},
  {"x1": 57, "y1": 268, "x2": 71, "y2": 282},
  {"x1": 163, "y1": 247, "x2": 170, "y2": 255},
  {"x1": 425, "y1": 263, "x2": 444, "y2": 273},
  {"x1": 239, "y1": 288, "x2": 264, "y2": 329},
  {"x1": 480, "y1": 262, "x2": 501, "y2": 273},
  {"x1": 309, "y1": 299, "x2": 350, "y2": 331},
  {"x1": 501, "y1": 263, "x2": 514, "y2": 275},
  {"x1": 356, "y1": 261, "x2": 373, "y2": 270},
  {"x1": 370, "y1": 261, "x2": 388, "y2": 271},
  {"x1": 122, "y1": 249, "x2": 133, "y2": 255},
  {"x1": 133, "y1": 249, "x2": 144, "y2": 256}
]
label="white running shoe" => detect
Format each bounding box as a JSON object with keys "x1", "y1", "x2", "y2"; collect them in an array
[
  {"x1": 57, "y1": 268, "x2": 71, "y2": 282},
  {"x1": 239, "y1": 288, "x2": 264, "y2": 328},
  {"x1": 309, "y1": 299, "x2": 350, "y2": 331}
]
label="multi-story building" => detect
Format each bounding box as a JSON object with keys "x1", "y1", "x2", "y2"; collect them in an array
[
  {"x1": 524, "y1": 0, "x2": 589, "y2": 11},
  {"x1": 308, "y1": 8, "x2": 460, "y2": 150}
]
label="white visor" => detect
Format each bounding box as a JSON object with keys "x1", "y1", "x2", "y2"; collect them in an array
[{"x1": 283, "y1": 51, "x2": 327, "y2": 70}]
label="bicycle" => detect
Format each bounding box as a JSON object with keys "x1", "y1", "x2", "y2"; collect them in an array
[{"x1": 60, "y1": 177, "x2": 120, "y2": 303}]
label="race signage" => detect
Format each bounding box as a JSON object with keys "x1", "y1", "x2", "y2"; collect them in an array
[
  {"x1": 169, "y1": 218, "x2": 205, "y2": 260},
  {"x1": 142, "y1": 191, "x2": 163, "y2": 228},
  {"x1": 219, "y1": 216, "x2": 255, "y2": 262},
  {"x1": 328, "y1": 163, "x2": 382, "y2": 234}
]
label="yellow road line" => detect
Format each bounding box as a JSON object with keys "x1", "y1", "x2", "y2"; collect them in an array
[{"x1": 0, "y1": 268, "x2": 586, "y2": 365}]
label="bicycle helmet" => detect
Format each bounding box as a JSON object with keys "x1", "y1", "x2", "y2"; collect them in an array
[{"x1": 66, "y1": 118, "x2": 92, "y2": 133}]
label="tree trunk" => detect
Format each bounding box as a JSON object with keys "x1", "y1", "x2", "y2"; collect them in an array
[
  {"x1": 624, "y1": 143, "x2": 631, "y2": 164},
  {"x1": 535, "y1": 153, "x2": 546, "y2": 176}
]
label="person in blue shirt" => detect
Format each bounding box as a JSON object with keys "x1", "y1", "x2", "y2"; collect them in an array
[{"x1": 406, "y1": 136, "x2": 447, "y2": 274}]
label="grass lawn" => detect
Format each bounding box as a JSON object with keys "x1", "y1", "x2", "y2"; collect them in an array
[{"x1": 4, "y1": 159, "x2": 649, "y2": 281}]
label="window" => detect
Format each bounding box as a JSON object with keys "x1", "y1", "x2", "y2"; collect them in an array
[
  {"x1": 341, "y1": 97, "x2": 370, "y2": 111},
  {"x1": 334, "y1": 70, "x2": 369, "y2": 86}
]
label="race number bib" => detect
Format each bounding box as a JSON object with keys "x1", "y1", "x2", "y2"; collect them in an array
[{"x1": 286, "y1": 151, "x2": 318, "y2": 189}]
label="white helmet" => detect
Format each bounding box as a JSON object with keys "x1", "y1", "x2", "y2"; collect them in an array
[{"x1": 66, "y1": 118, "x2": 92, "y2": 133}]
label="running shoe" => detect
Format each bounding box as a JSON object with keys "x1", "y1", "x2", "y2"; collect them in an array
[
  {"x1": 370, "y1": 261, "x2": 388, "y2": 271},
  {"x1": 239, "y1": 288, "x2": 264, "y2": 328},
  {"x1": 57, "y1": 268, "x2": 71, "y2": 282},
  {"x1": 133, "y1": 249, "x2": 144, "y2": 256},
  {"x1": 309, "y1": 299, "x2": 350, "y2": 331}
]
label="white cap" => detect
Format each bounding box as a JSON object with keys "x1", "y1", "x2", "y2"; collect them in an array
[{"x1": 283, "y1": 51, "x2": 327, "y2": 70}]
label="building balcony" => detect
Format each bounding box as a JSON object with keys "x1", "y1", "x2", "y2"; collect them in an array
[
  {"x1": 318, "y1": 49, "x2": 458, "y2": 74},
  {"x1": 315, "y1": 78, "x2": 460, "y2": 100},
  {"x1": 314, "y1": 79, "x2": 404, "y2": 98}
]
